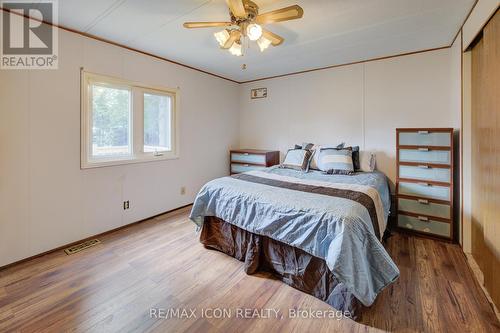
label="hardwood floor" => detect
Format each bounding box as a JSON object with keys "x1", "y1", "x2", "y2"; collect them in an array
[{"x1": 0, "y1": 206, "x2": 498, "y2": 333}]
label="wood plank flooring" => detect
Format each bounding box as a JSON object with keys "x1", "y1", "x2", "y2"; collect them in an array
[{"x1": 0, "y1": 206, "x2": 499, "y2": 332}]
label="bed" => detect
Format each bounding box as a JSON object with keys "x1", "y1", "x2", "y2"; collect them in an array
[{"x1": 190, "y1": 166, "x2": 399, "y2": 319}]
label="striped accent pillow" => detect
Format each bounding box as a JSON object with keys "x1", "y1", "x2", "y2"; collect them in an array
[
  {"x1": 309, "y1": 143, "x2": 345, "y2": 170},
  {"x1": 281, "y1": 149, "x2": 312, "y2": 171},
  {"x1": 317, "y1": 148, "x2": 354, "y2": 175}
]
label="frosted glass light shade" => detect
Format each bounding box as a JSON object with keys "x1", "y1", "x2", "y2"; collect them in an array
[
  {"x1": 214, "y1": 30, "x2": 230, "y2": 47},
  {"x1": 246, "y1": 23, "x2": 262, "y2": 41},
  {"x1": 257, "y1": 36, "x2": 271, "y2": 52},
  {"x1": 229, "y1": 42, "x2": 242, "y2": 56}
]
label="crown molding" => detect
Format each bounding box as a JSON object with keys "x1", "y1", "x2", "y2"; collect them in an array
[
  {"x1": 239, "y1": 45, "x2": 451, "y2": 84},
  {"x1": 1, "y1": 5, "x2": 475, "y2": 84},
  {"x1": 0, "y1": 7, "x2": 239, "y2": 84}
]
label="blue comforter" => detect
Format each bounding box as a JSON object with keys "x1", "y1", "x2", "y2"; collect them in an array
[{"x1": 190, "y1": 167, "x2": 399, "y2": 306}]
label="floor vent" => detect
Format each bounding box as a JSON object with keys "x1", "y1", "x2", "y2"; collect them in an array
[{"x1": 64, "y1": 239, "x2": 101, "y2": 255}]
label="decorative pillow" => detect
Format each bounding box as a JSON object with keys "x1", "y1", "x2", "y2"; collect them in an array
[
  {"x1": 281, "y1": 149, "x2": 312, "y2": 171},
  {"x1": 317, "y1": 148, "x2": 354, "y2": 175},
  {"x1": 294, "y1": 142, "x2": 314, "y2": 150},
  {"x1": 309, "y1": 143, "x2": 345, "y2": 170},
  {"x1": 346, "y1": 146, "x2": 360, "y2": 170},
  {"x1": 359, "y1": 151, "x2": 376, "y2": 172}
]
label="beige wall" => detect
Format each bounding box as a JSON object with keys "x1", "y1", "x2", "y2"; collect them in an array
[
  {"x1": 463, "y1": 50, "x2": 473, "y2": 253},
  {"x1": 0, "y1": 27, "x2": 240, "y2": 267},
  {"x1": 239, "y1": 47, "x2": 462, "y2": 191},
  {"x1": 0, "y1": 11, "x2": 475, "y2": 267},
  {"x1": 451, "y1": 32, "x2": 464, "y2": 245}
]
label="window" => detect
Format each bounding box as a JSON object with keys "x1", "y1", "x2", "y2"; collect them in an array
[
  {"x1": 81, "y1": 72, "x2": 179, "y2": 168},
  {"x1": 91, "y1": 84, "x2": 131, "y2": 158},
  {"x1": 143, "y1": 92, "x2": 171, "y2": 153}
]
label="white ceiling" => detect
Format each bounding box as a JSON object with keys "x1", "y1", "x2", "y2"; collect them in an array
[{"x1": 50, "y1": 0, "x2": 475, "y2": 82}]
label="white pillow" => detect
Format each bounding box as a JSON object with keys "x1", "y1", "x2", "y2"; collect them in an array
[{"x1": 359, "y1": 151, "x2": 376, "y2": 172}]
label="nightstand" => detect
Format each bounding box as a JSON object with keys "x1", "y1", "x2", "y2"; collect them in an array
[{"x1": 230, "y1": 149, "x2": 280, "y2": 175}]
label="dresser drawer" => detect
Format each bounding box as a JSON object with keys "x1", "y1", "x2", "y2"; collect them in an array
[
  {"x1": 399, "y1": 131, "x2": 451, "y2": 147},
  {"x1": 399, "y1": 165, "x2": 451, "y2": 183},
  {"x1": 231, "y1": 163, "x2": 266, "y2": 174},
  {"x1": 398, "y1": 197, "x2": 451, "y2": 219},
  {"x1": 399, "y1": 149, "x2": 451, "y2": 165},
  {"x1": 231, "y1": 153, "x2": 266, "y2": 165},
  {"x1": 398, "y1": 214, "x2": 450, "y2": 237},
  {"x1": 398, "y1": 182, "x2": 450, "y2": 201}
]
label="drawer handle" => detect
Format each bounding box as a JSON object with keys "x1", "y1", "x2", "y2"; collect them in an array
[
  {"x1": 418, "y1": 131, "x2": 429, "y2": 134},
  {"x1": 418, "y1": 182, "x2": 431, "y2": 187},
  {"x1": 417, "y1": 199, "x2": 429, "y2": 205},
  {"x1": 244, "y1": 164, "x2": 249, "y2": 167},
  {"x1": 418, "y1": 148, "x2": 429, "y2": 152},
  {"x1": 243, "y1": 153, "x2": 249, "y2": 155},
  {"x1": 418, "y1": 165, "x2": 430, "y2": 169},
  {"x1": 417, "y1": 216, "x2": 429, "y2": 222}
]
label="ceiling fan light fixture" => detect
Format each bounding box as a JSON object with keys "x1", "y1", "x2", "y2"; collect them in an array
[
  {"x1": 257, "y1": 36, "x2": 271, "y2": 52},
  {"x1": 214, "y1": 29, "x2": 230, "y2": 47},
  {"x1": 229, "y1": 42, "x2": 243, "y2": 56},
  {"x1": 246, "y1": 23, "x2": 262, "y2": 41},
  {"x1": 184, "y1": 1, "x2": 302, "y2": 57}
]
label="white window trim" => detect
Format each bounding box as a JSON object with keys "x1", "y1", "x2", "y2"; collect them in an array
[{"x1": 81, "y1": 71, "x2": 180, "y2": 169}]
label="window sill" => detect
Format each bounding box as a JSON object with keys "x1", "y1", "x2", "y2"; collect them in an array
[{"x1": 81, "y1": 154, "x2": 179, "y2": 169}]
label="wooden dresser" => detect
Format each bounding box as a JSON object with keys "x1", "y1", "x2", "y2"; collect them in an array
[
  {"x1": 396, "y1": 128, "x2": 454, "y2": 241},
  {"x1": 230, "y1": 149, "x2": 280, "y2": 175}
]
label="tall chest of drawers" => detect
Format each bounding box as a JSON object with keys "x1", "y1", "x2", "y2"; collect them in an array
[{"x1": 396, "y1": 128, "x2": 454, "y2": 241}]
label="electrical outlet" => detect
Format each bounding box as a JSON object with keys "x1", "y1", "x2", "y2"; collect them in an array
[
  {"x1": 123, "y1": 200, "x2": 130, "y2": 210},
  {"x1": 180, "y1": 187, "x2": 186, "y2": 195}
]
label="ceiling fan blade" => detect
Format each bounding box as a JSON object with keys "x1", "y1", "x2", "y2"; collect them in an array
[
  {"x1": 227, "y1": 0, "x2": 247, "y2": 18},
  {"x1": 262, "y1": 29, "x2": 284, "y2": 46},
  {"x1": 183, "y1": 22, "x2": 232, "y2": 28},
  {"x1": 255, "y1": 5, "x2": 303, "y2": 24},
  {"x1": 222, "y1": 30, "x2": 241, "y2": 49}
]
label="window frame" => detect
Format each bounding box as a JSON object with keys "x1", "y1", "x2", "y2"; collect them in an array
[{"x1": 81, "y1": 71, "x2": 180, "y2": 169}]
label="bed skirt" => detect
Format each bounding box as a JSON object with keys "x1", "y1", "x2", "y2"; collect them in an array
[{"x1": 200, "y1": 216, "x2": 366, "y2": 320}]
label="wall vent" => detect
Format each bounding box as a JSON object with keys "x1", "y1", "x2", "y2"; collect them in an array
[{"x1": 64, "y1": 239, "x2": 101, "y2": 255}]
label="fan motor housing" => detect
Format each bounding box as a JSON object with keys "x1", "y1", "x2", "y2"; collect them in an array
[
  {"x1": 230, "y1": 0, "x2": 259, "y2": 23},
  {"x1": 244, "y1": 0, "x2": 259, "y2": 19}
]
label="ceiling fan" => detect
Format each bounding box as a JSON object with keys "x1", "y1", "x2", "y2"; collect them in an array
[{"x1": 183, "y1": 0, "x2": 304, "y2": 56}]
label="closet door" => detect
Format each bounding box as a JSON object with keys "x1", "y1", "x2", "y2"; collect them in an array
[{"x1": 471, "y1": 9, "x2": 500, "y2": 309}]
